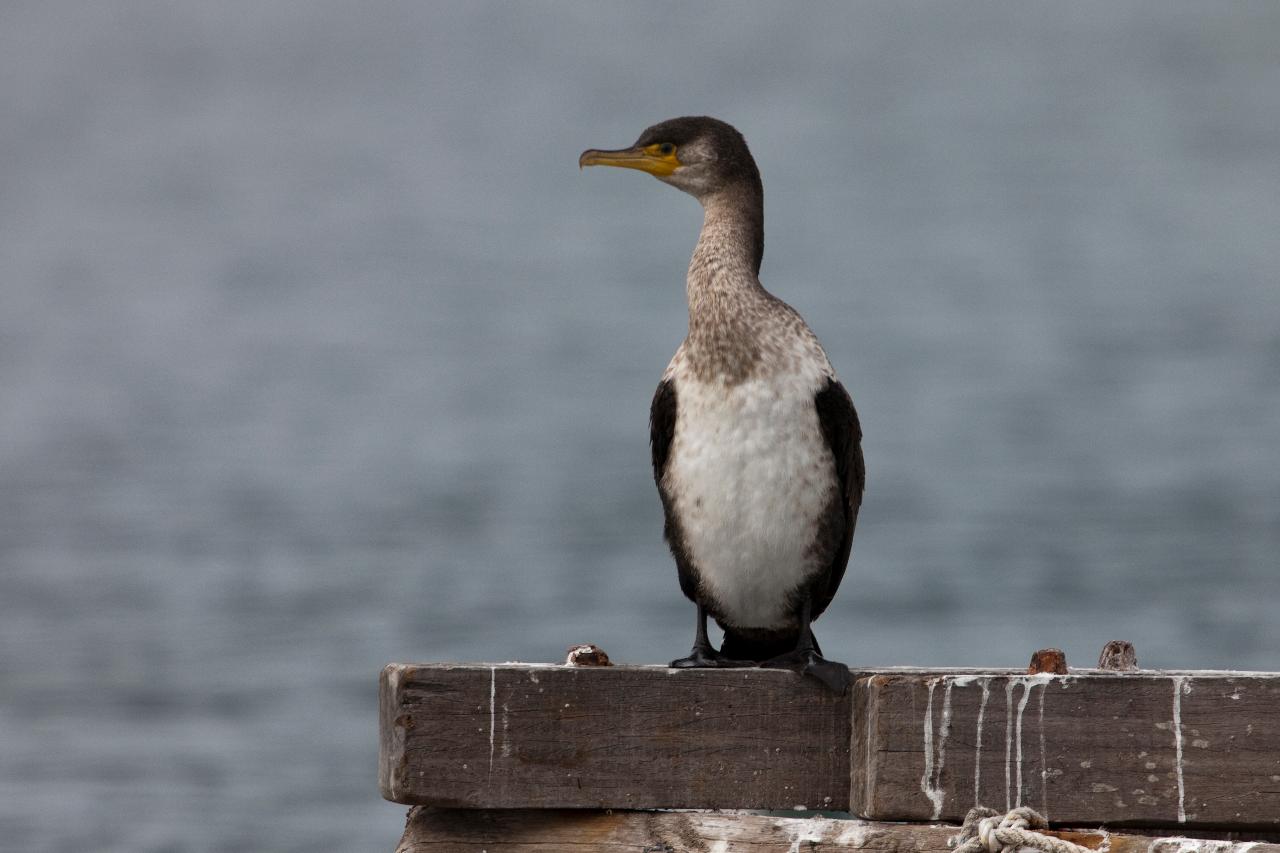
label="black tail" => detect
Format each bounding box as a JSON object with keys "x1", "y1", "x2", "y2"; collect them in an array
[{"x1": 720, "y1": 629, "x2": 817, "y2": 662}]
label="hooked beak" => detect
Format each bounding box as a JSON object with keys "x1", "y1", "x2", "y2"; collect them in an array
[{"x1": 579, "y1": 146, "x2": 679, "y2": 177}]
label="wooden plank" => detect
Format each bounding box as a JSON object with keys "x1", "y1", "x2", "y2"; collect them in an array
[
  {"x1": 381, "y1": 662, "x2": 1280, "y2": 825},
  {"x1": 855, "y1": 671, "x2": 1280, "y2": 828},
  {"x1": 380, "y1": 663, "x2": 852, "y2": 810},
  {"x1": 394, "y1": 808, "x2": 1280, "y2": 853}
]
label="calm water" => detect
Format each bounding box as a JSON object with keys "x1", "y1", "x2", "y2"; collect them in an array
[{"x1": 3, "y1": 3, "x2": 1279, "y2": 850}]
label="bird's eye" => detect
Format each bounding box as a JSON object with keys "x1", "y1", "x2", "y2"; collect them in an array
[{"x1": 658, "y1": 143, "x2": 675, "y2": 156}]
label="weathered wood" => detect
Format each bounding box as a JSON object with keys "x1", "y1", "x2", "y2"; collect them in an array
[
  {"x1": 381, "y1": 663, "x2": 1280, "y2": 827},
  {"x1": 380, "y1": 663, "x2": 852, "y2": 810},
  {"x1": 395, "y1": 808, "x2": 1280, "y2": 853},
  {"x1": 854, "y1": 672, "x2": 1280, "y2": 829}
]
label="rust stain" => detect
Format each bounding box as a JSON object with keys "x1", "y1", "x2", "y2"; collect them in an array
[{"x1": 1028, "y1": 649, "x2": 1068, "y2": 675}]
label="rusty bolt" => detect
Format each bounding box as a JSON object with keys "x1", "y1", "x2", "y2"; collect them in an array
[
  {"x1": 1097, "y1": 640, "x2": 1138, "y2": 672},
  {"x1": 1028, "y1": 648, "x2": 1068, "y2": 675},
  {"x1": 565, "y1": 644, "x2": 613, "y2": 667}
]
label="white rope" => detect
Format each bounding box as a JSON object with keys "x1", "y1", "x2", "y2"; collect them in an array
[{"x1": 950, "y1": 807, "x2": 1095, "y2": 853}]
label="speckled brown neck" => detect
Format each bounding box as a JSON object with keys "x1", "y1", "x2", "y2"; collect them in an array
[{"x1": 684, "y1": 187, "x2": 770, "y2": 385}]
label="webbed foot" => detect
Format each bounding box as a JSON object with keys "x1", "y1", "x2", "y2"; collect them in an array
[
  {"x1": 669, "y1": 644, "x2": 754, "y2": 668},
  {"x1": 671, "y1": 603, "x2": 755, "y2": 668},
  {"x1": 761, "y1": 649, "x2": 852, "y2": 693}
]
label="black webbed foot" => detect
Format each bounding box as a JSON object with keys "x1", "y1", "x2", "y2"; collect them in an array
[
  {"x1": 669, "y1": 644, "x2": 754, "y2": 668},
  {"x1": 761, "y1": 648, "x2": 852, "y2": 693},
  {"x1": 671, "y1": 603, "x2": 755, "y2": 668}
]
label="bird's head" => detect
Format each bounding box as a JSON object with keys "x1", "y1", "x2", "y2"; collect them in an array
[{"x1": 579, "y1": 116, "x2": 761, "y2": 204}]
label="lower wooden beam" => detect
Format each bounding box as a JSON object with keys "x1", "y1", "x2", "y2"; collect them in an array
[{"x1": 395, "y1": 809, "x2": 1280, "y2": 853}]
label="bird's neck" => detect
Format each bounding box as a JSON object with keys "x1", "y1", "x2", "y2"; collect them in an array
[
  {"x1": 683, "y1": 187, "x2": 768, "y2": 383},
  {"x1": 686, "y1": 187, "x2": 765, "y2": 310}
]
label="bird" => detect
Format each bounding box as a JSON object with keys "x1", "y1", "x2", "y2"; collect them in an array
[{"x1": 580, "y1": 117, "x2": 864, "y2": 692}]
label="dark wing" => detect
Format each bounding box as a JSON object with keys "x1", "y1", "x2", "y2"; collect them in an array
[
  {"x1": 650, "y1": 378, "x2": 699, "y2": 602},
  {"x1": 649, "y1": 379, "x2": 677, "y2": 483},
  {"x1": 811, "y1": 377, "x2": 865, "y2": 619}
]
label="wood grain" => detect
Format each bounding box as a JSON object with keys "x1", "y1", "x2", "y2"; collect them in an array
[
  {"x1": 854, "y1": 672, "x2": 1280, "y2": 828},
  {"x1": 380, "y1": 663, "x2": 852, "y2": 810},
  {"x1": 381, "y1": 663, "x2": 1280, "y2": 827}
]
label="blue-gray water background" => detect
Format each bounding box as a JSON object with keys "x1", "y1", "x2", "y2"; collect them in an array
[{"x1": 3, "y1": 3, "x2": 1279, "y2": 850}]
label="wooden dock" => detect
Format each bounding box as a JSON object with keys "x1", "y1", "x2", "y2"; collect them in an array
[{"x1": 379, "y1": 653, "x2": 1280, "y2": 851}]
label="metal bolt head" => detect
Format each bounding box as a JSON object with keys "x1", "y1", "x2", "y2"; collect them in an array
[
  {"x1": 1098, "y1": 640, "x2": 1138, "y2": 671},
  {"x1": 565, "y1": 644, "x2": 613, "y2": 667},
  {"x1": 1028, "y1": 648, "x2": 1068, "y2": 675}
]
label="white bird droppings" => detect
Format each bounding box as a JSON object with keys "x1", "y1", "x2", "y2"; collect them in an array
[
  {"x1": 1172, "y1": 676, "x2": 1190, "y2": 822},
  {"x1": 920, "y1": 678, "x2": 952, "y2": 819}
]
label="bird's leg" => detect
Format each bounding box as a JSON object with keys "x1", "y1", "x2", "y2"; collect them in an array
[
  {"x1": 670, "y1": 603, "x2": 752, "y2": 668},
  {"x1": 760, "y1": 596, "x2": 852, "y2": 693}
]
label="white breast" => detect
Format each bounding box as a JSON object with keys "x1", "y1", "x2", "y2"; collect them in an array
[{"x1": 665, "y1": 368, "x2": 836, "y2": 630}]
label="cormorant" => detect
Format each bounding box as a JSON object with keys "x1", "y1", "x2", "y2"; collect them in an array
[{"x1": 580, "y1": 117, "x2": 864, "y2": 692}]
